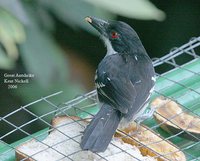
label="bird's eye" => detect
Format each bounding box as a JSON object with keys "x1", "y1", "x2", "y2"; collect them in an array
[{"x1": 111, "y1": 31, "x2": 119, "y2": 39}]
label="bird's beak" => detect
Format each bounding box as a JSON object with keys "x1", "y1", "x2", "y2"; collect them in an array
[{"x1": 85, "y1": 16, "x2": 109, "y2": 36}]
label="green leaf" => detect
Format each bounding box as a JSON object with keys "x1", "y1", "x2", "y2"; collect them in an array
[
  {"x1": 19, "y1": 28, "x2": 69, "y2": 88},
  {"x1": 0, "y1": 0, "x2": 29, "y2": 24},
  {"x1": 83, "y1": 0, "x2": 166, "y2": 21},
  {"x1": 0, "y1": 8, "x2": 26, "y2": 59},
  {"x1": 0, "y1": 47, "x2": 15, "y2": 69},
  {"x1": 39, "y1": 0, "x2": 115, "y2": 32}
]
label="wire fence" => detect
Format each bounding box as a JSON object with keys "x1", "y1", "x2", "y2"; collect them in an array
[{"x1": 0, "y1": 36, "x2": 200, "y2": 161}]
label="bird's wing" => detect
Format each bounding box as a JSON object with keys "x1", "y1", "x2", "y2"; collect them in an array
[{"x1": 95, "y1": 54, "x2": 142, "y2": 114}]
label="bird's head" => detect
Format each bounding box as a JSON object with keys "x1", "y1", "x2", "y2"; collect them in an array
[{"x1": 85, "y1": 16, "x2": 145, "y2": 54}]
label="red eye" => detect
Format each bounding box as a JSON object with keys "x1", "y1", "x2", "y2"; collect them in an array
[{"x1": 111, "y1": 32, "x2": 119, "y2": 39}]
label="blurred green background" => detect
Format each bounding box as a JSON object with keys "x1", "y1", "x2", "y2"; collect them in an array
[{"x1": 0, "y1": 0, "x2": 200, "y2": 143}]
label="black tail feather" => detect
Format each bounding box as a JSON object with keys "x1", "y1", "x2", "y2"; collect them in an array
[{"x1": 80, "y1": 104, "x2": 121, "y2": 152}]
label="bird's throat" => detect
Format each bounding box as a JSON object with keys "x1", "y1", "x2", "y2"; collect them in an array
[{"x1": 101, "y1": 36, "x2": 117, "y2": 56}]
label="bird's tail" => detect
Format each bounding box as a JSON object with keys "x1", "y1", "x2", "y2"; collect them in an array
[{"x1": 80, "y1": 104, "x2": 121, "y2": 152}]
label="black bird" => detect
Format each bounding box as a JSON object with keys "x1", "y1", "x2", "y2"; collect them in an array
[{"x1": 80, "y1": 16, "x2": 156, "y2": 152}]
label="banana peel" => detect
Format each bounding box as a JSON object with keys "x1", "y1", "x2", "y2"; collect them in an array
[
  {"x1": 151, "y1": 97, "x2": 200, "y2": 141},
  {"x1": 115, "y1": 121, "x2": 186, "y2": 161}
]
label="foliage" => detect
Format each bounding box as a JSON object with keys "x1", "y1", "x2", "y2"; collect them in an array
[
  {"x1": 0, "y1": 0, "x2": 165, "y2": 70},
  {"x1": 0, "y1": 8, "x2": 25, "y2": 69},
  {"x1": 83, "y1": 0, "x2": 165, "y2": 21}
]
